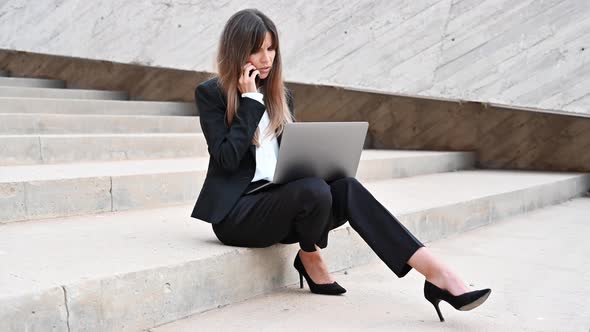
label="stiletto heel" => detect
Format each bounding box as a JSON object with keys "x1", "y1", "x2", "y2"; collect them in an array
[
  {"x1": 429, "y1": 299, "x2": 445, "y2": 322},
  {"x1": 293, "y1": 251, "x2": 346, "y2": 295},
  {"x1": 423, "y1": 280, "x2": 491, "y2": 322}
]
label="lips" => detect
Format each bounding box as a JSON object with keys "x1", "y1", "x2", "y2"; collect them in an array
[{"x1": 260, "y1": 67, "x2": 271, "y2": 72}]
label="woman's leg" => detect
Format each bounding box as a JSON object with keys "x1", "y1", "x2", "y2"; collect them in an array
[
  {"x1": 326, "y1": 176, "x2": 470, "y2": 294},
  {"x1": 407, "y1": 247, "x2": 468, "y2": 296},
  {"x1": 212, "y1": 177, "x2": 333, "y2": 253},
  {"x1": 327, "y1": 177, "x2": 424, "y2": 278},
  {"x1": 296, "y1": 244, "x2": 336, "y2": 284},
  {"x1": 213, "y1": 177, "x2": 340, "y2": 285}
]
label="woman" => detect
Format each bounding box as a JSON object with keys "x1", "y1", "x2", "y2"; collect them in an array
[{"x1": 191, "y1": 8, "x2": 491, "y2": 322}]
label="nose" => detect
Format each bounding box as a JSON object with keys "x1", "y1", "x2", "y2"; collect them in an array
[{"x1": 262, "y1": 51, "x2": 272, "y2": 66}]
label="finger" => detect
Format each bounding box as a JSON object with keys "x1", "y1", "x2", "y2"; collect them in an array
[
  {"x1": 249, "y1": 69, "x2": 260, "y2": 80},
  {"x1": 242, "y1": 63, "x2": 256, "y2": 77}
]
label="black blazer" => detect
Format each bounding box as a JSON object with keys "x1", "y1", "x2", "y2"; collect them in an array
[{"x1": 190, "y1": 77, "x2": 294, "y2": 224}]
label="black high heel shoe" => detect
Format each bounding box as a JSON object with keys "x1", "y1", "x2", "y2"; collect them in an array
[
  {"x1": 424, "y1": 280, "x2": 491, "y2": 322},
  {"x1": 293, "y1": 252, "x2": 346, "y2": 295}
]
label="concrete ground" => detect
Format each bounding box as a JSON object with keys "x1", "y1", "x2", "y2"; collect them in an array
[{"x1": 152, "y1": 198, "x2": 590, "y2": 332}]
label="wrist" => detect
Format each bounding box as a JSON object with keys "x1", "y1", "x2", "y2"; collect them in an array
[{"x1": 242, "y1": 92, "x2": 264, "y2": 105}]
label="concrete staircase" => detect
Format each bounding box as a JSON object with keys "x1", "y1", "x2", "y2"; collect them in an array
[{"x1": 0, "y1": 71, "x2": 588, "y2": 332}]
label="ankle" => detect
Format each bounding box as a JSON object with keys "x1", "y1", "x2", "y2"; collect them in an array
[
  {"x1": 427, "y1": 270, "x2": 454, "y2": 288},
  {"x1": 425, "y1": 266, "x2": 448, "y2": 283},
  {"x1": 299, "y1": 248, "x2": 322, "y2": 260},
  {"x1": 429, "y1": 270, "x2": 469, "y2": 296}
]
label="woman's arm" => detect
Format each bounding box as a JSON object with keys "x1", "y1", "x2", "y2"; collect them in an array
[{"x1": 196, "y1": 83, "x2": 266, "y2": 172}]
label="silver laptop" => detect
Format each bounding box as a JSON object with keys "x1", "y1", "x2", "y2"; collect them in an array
[{"x1": 246, "y1": 121, "x2": 369, "y2": 194}]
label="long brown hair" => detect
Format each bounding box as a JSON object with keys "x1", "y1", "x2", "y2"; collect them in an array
[{"x1": 216, "y1": 9, "x2": 293, "y2": 146}]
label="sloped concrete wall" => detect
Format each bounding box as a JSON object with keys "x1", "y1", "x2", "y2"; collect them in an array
[
  {"x1": 0, "y1": 0, "x2": 588, "y2": 116},
  {"x1": 1, "y1": 49, "x2": 589, "y2": 172},
  {"x1": 0, "y1": 50, "x2": 213, "y2": 101},
  {"x1": 292, "y1": 83, "x2": 590, "y2": 172}
]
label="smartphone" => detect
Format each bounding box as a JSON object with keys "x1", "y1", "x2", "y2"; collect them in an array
[{"x1": 249, "y1": 68, "x2": 261, "y2": 85}]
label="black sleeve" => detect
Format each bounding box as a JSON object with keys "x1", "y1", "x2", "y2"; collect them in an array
[{"x1": 196, "y1": 83, "x2": 266, "y2": 172}]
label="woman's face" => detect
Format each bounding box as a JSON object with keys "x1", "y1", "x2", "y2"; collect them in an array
[{"x1": 247, "y1": 32, "x2": 276, "y2": 80}]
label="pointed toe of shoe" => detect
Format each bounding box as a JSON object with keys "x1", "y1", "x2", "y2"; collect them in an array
[
  {"x1": 332, "y1": 282, "x2": 347, "y2": 295},
  {"x1": 458, "y1": 288, "x2": 491, "y2": 311}
]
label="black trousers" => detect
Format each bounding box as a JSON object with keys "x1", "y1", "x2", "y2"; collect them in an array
[{"x1": 212, "y1": 177, "x2": 424, "y2": 278}]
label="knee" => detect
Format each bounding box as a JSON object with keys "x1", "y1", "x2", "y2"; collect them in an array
[
  {"x1": 293, "y1": 177, "x2": 332, "y2": 207},
  {"x1": 331, "y1": 176, "x2": 361, "y2": 189},
  {"x1": 329, "y1": 177, "x2": 364, "y2": 199}
]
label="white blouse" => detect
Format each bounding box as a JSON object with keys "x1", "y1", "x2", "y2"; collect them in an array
[{"x1": 242, "y1": 90, "x2": 279, "y2": 182}]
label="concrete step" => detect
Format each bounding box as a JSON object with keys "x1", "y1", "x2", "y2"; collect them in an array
[
  {"x1": 0, "y1": 97, "x2": 196, "y2": 116},
  {"x1": 0, "y1": 170, "x2": 588, "y2": 331},
  {"x1": 0, "y1": 113, "x2": 202, "y2": 135},
  {"x1": 0, "y1": 77, "x2": 65, "y2": 88},
  {"x1": 0, "y1": 133, "x2": 208, "y2": 166},
  {"x1": 0, "y1": 86, "x2": 128, "y2": 100},
  {"x1": 153, "y1": 198, "x2": 590, "y2": 332},
  {"x1": 0, "y1": 150, "x2": 475, "y2": 223}
]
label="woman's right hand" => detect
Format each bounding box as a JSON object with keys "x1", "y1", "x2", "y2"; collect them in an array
[{"x1": 238, "y1": 62, "x2": 259, "y2": 94}]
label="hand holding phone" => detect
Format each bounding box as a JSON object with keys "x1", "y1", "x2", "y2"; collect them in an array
[
  {"x1": 238, "y1": 62, "x2": 259, "y2": 94},
  {"x1": 250, "y1": 69, "x2": 261, "y2": 86}
]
